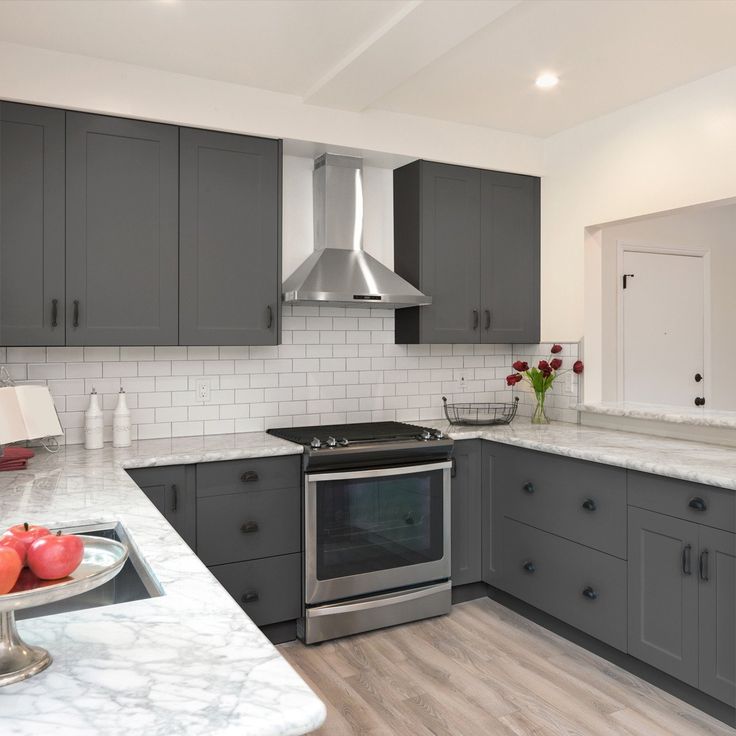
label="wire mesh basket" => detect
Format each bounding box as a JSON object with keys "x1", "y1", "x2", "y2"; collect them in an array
[{"x1": 442, "y1": 395, "x2": 519, "y2": 426}]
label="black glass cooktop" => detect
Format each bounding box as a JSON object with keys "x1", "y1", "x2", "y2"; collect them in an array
[{"x1": 268, "y1": 421, "x2": 432, "y2": 446}]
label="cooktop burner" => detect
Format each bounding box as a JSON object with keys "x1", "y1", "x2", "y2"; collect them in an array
[{"x1": 268, "y1": 421, "x2": 444, "y2": 449}]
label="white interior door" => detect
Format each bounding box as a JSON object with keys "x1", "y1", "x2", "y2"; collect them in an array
[{"x1": 621, "y1": 249, "x2": 706, "y2": 407}]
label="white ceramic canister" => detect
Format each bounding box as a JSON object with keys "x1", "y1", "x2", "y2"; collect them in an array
[
  {"x1": 84, "y1": 388, "x2": 104, "y2": 450},
  {"x1": 113, "y1": 387, "x2": 131, "y2": 448}
]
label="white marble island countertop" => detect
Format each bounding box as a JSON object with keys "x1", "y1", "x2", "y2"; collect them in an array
[
  {"x1": 0, "y1": 432, "x2": 325, "y2": 736},
  {"x1": 422, "y1": 419, "x2": 736, "y2": 491}
]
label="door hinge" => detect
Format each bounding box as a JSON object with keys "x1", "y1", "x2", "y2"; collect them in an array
[{"x1": 622, "y1": 273, "x2": 635, "y2": 289}]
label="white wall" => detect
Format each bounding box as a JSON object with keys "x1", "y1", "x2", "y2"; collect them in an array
[
  {"x1": 544, "y1": 65, "x2": 736, "y2": 344},
  {"x1": 0, "y1": 41, "x2": 543, "y2": 176},
  {"x1": 597, "y1": 203, "x2": 736, "y2": 410}
]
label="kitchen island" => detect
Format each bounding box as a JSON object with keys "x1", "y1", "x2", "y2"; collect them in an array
[{"x1": 0, "y1": 432, "x2": 324, "y2": 736}]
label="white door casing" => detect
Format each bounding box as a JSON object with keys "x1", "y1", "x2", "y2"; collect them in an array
[{"x1": 617, "y1": 242, "x2": 710, "y2": 408}]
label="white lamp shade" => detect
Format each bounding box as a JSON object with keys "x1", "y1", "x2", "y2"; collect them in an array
[{"x1": 0, "y1": 385, "x2": 64, "y2": 444}]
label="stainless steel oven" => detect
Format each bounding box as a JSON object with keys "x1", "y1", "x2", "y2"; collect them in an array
[
  {"x1": 267, "y1": 420, "x2": 453, "y2": 644},
  {"x1": 305, "y1": 461, "x2": 451, "y2": 605}
]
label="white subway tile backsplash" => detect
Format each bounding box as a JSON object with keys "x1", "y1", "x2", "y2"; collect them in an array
[{"x1": 3, "y1": 304, "x2": 579, "y2": 444}]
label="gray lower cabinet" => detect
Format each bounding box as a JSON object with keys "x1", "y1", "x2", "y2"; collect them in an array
[
  {"x1": 179, "y1": 128, "x2": 280, "y2": 345},
  {"x1": 628, "y1": 507, "x2": 699, "y2": 685},
  {"x1": 450, "y1": 440, "x2": 482, "y2": 586},
  {"x1": 393, "y1": 160, "x2": 540, "y2": 345},
  {"x1": 699, "y1": 525, "x2": 736, "y2": 705},
  {"x1": 629, "y1": 505, "x2": 736, "y2": 705},
  {"x1": 197, "y1": 485, "x2": 301, "y2": 566},
  {"x1": 209, "y1": 553, "x2": 301, "y2": 627},
  {"x1": 66, "y1": 112, "x2": 179, "y2": 345},
  {"x1": 0, "y1": 102, "x2": 65, "y2": 346},
  {"x1": 499, "y1": 517, "x2": 627, "y2": 650},
  {"x1": 126, "y1": 465, "x2": 196, "y2": 551}
]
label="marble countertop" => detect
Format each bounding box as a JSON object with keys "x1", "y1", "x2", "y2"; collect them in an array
[
  {"x1": 0, "y1": 432, "x2": 324, "y2": 736},
  {"x1": 579, "y1": 401, "x2": 736, "y2": 430},
  {"x1": 422, "y1": 419, "x2": 736, "y2": 491}
]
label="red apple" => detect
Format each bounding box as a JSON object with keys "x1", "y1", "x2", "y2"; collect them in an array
[
  {"x1": 0, "y1": 546, "x2": 22, "y2": 594},
  {"x1": 0, "y1": 535, "x2": 27, "y2": 566},
  {"x1": 27, "y1": 532, "x2": 84, "y2": 580},
  {"x1": 3, "y1": 523, "x2": 51, "y2": 563}
]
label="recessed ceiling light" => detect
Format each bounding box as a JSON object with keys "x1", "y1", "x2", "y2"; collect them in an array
[{"x1": 535, "y1": 73, "x2": 559, "y2": 89}]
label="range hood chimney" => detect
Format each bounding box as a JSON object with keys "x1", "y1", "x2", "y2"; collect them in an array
[{"x1": 282, "y1": 154, "x2": 431, "y2": 309}]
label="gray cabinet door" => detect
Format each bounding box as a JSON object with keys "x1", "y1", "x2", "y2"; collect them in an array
[
  {"x1": 0, "y1": 103, "x2": 65, "y2": 346},
  {"x1": 126, "y1": 465, "x2": 196, "y2": 551},
  {"x1": 418, "y1": 162, "x2": 481, "y2": 344},
  {"x1": 451, "y1": 440, "x2": 482, "y2": 586},
  {"x1": 481, "y1": 442, "x2": 504, "y2": 585},
  {"x1": 628, "y1": 507, "x2": 699, "y2": 686},
  {"x1": 179, "y1": 128, "x2": 280, "y2": 345},
  {"x1": 699, "y1": 526, "x2": 736, "y2": 705},
  {"x1": 66, "y1": 113, "x2": 179, "y2": 345},
  {"x1": 480, "y1": 171, "x2": 540, "y2": 343}
]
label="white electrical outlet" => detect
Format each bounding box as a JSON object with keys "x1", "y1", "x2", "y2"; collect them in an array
[{"x1": 195, "y1": 379, "x2": 211, "y2": 403}]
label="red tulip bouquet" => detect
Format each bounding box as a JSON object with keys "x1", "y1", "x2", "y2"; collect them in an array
[{"x1": 506, "y1": 345, "x2": 583, "y2": 424}]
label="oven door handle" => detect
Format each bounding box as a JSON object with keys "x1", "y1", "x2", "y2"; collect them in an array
[{"x1": 306, "y1": 460, "x2": 452, "y2": 484}]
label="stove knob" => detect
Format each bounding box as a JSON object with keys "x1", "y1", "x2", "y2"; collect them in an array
[
  {"x1": 310, "y1": 437, "x2": 322, "y2": 449},
  {"x1": 419, "y1": 430, "x2": 431, "y2": 441},
  {"x1": 338, "y1": 437, "x2": 349, "y2": 447},
  {"x1": 326, "y1": 436, "x2": 337, "y2": 448},
  {"x1": 433, "y1": 430, "x2": 444, "y2": 440}
]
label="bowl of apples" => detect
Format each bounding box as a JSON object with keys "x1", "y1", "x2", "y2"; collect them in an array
[{"x1": 0, "y1": 523, "x2": 128, "y2": 686}]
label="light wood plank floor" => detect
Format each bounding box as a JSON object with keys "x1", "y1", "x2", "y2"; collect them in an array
[{"x1": 279, "y1": 597, "x2": 735, "y2": 736}]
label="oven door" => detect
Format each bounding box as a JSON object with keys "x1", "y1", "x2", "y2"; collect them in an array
[{"x1": 305, "y1": 461, "x2": 451, "y2": 605}]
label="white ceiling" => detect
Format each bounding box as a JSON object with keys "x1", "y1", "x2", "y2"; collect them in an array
[{"x1": 0, "y1": 0, "x2": 735, "y2": 137}]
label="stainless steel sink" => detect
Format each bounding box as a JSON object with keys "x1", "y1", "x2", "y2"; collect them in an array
[{"x1": 17, "y1": 521, "x2": 164, "y2": 620}]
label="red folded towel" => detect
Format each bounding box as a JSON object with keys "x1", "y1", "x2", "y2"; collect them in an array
[
  {"x1": 2, "y1": 447, "x2": 34, "y2": 460},
  {"x1": 0, "y1": 446, "x2": 35, "y2": 471},
  {"x1": 0, "y1": 460, "x2": 27, "y2": 471}
]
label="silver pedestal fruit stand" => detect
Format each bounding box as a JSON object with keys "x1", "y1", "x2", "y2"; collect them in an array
[{"x1": 0, "y1": 535, "x2": 128, "y2": 686}]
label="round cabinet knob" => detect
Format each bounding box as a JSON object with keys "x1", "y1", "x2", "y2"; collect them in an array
[
  {"x1": 582, "y1": 586, "x2": 599, "y2": 601},
  {"x1": 241, "y1": 590, "x2": 259, "y2": 604},
  {"x1": 522, "y1": 560, "x2": 536, "y2": 573},
  {"x1": 582, "y1": 498, "x2": 597, "y2": 512},
  {"x1": 310, "y1": 437, "x2": 322, "y2": 449},
  {"x1": 523, "y1": 482, "x2": 535, "y2": 494},
  {"x1": 688, "y1": 497, "x2": 707, "y2": 512},
  {"x1": 326, "y1": 436, "x2": 337, "y2": 447}
]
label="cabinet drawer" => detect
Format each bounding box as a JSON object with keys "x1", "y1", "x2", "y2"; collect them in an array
[
  {"x1": 197, "y1": 486, "x2": 301, "y2": 565},
  {"x1": 498, "y1": 517, "x2": 627, "y2": 650},
  {"x1": 629, "y1": 472, "x2": 735, "y2": 533},
  {"x1": 196, "y1": 455, "x2": 301, "y2": 498},
  {"x1": 210, "y1": 553, "x2": 301, "y2": 627},
  {"x1": 492, "y1": 443, "x2": 627, "y2": 558}
]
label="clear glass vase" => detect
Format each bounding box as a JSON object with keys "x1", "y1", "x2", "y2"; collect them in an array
[{"x1": 531, "y1": 391, "x2": 549, "y2": 424}]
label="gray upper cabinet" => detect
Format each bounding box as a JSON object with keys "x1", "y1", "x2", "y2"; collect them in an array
[
  {"x1": 394, "y1": 161, "x2": 480, "y2": 344},
  {"x1": 480, "y1": 171, "x2": 540, "y2": 343},
  {"x1": 66, "y1": 113, "x2": 179, "y2": 345},
  {"x1": 394, "y1": 160, "x2": 539, "y2": 344},
  {"x1": 179, "y1": 128, "x2": 280, "y2": 345},
  {"x1": 451, "y1": 440, "x2": 482, "y2": 586},
  {"x1": 628, "y1": 507, "x2": 699, "y2": 686},
  {"x1": 0, "y1": 103, "x2": 65, "y2": 346},
  {"x1": 698, "y1": 525, "x2": 735, "y2": 706}
]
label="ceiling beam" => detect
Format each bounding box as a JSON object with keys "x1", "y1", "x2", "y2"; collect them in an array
[{"x1": 303, "y1": 0, "x2": 520, "y2": 112}]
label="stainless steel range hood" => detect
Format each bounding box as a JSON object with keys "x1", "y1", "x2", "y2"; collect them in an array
[{"x1": 282, "y1": 154, "x2": 431, "y2": 309}]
